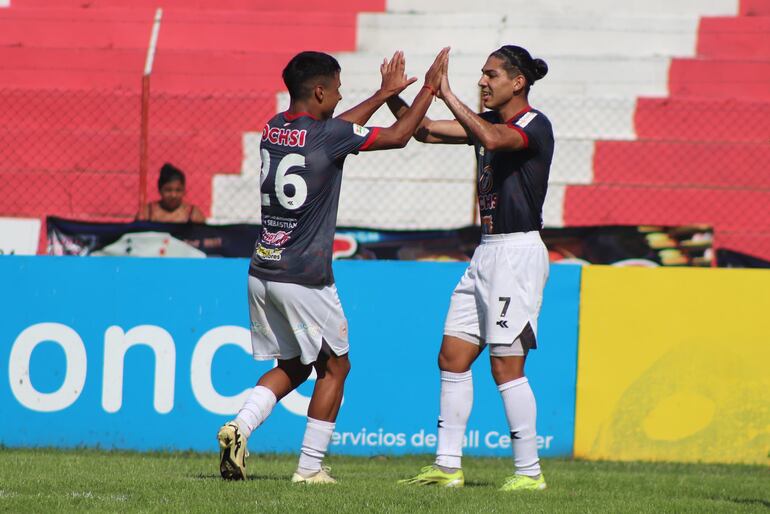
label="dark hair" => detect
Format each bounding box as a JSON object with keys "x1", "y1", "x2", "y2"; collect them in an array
[
  {"x1": 158, "y1": 162, "x2": 185, "y2": 190},
  {"x1": 282, "y1": 51, "x2": 341, "y2": 100},
  {"x1": 490, "y1": 45, "x2": 548, "y2": 94}
]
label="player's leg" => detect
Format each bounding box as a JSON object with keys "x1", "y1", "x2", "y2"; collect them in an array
[
  {"x1": 218, "y1": 276, "x2": 311, "y2": 480},
  {"x1": 267, "y1": 282, "x2": 350, "y2": 484},
  {"x1": 291, "y1": 349, "x2": 351, "y2": 484},
  {"x1": 489, "y1": 339, "x2": 546, "y2": 491},
  {"x1": 483, "y1": 235, "x2": 549, "y2": 491},
  {"x1": 401, "y1": 262, "x2": 483, "y2": 487}
]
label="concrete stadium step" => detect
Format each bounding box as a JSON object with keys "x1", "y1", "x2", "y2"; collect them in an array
[
  {"x1": 593, "y1": 140, "x2": 770, "y2": 188},
  {"x1": 0, "y1": 127, "x2": 243, "y2": 175},
  {"x1": 562, "y1": 185, "x2": 770, "y2": 233},
  {"x1": 0, "y1": 7, "x2": 357, "y2": 53},
  {"x1": 336, "y1": 53, "x2": 671, "y2": 98},
  {"x1": 0, "y1": 88, "x2": 272, "y2": 133},
  {"x1": 356, "y1": 13, "x2": 702, "y2": 58},
  {"x1": 635, "y1": 97, "x2": 770, "y2": 142},
  {"x1": 332, "y1": 87, "x2": 636, "y2": 140},
  {"x1": 562, "y1": 184, "x2": 770, "y2": 259},
  {"x1": 9, "y1": 0, "x2": 384, "y2": 11},
  {"x1": 385, "y1": 0, "x2": 738, "y2": 17},
  {"x1": 741, "y1": 0, "x2": 770, "y2": 15},
  {"x1": 0, "y1": 46, "x2": 293, "y2": 92},
  {"x1": 697, "y1": 16, "x2": 770, "y2": 59},
  {"x1": 669, "y1": 58, "x2": 770, "y2": 100},
  {"x1": 0, "y1": 170, "x2": 138, "y2": 218}
]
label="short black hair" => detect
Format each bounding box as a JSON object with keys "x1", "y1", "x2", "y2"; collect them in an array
[
  {"x1": 282, "y1": 51, "x2": 341, "y2": 100},
  {"x1": 490, "y1": 45, "x2": 548, "y2": 94},
  {"x1": 158, "y1": 162, "x2": 185, "y2": 190}
]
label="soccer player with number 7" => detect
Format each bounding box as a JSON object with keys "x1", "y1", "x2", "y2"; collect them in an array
[
  {"x1": 216, "y1": 47, "x2": 449, "y2": 484},
  {"x1": 390, "y1": 45, "x2": 554, "y2": 491}
]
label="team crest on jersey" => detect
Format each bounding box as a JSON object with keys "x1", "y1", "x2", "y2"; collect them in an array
[
  {"x1": 352, "y1": 124, "x2": 370, "y2": 137},
  {"x1": 479, "y1": 164, "x2": 494, "y2": 194}
]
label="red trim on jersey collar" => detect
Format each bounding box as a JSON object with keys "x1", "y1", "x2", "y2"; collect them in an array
[
  {"x1": 283, "y1": 111, "x2": 319, "y2": 121},
  {"x1": 504, "y1": 105, "x2": 532, "y2": 125},
  {"x1": 359, "y1": 127, "x2": 380, "y2": 151}
]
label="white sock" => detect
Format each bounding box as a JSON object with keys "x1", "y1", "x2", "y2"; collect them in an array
[
  {"x1": 234, "y1": 385, "x2": 277, "y2": 439},
  {"x1": 498, "y1": 377, "x2": 541, "y2": 477},
  {"x1": 297, "y1": 417, "x2": 336, "y2": 473},
  {"x1": 435, "y1": 370, "x2": 473, "y2": 470}
]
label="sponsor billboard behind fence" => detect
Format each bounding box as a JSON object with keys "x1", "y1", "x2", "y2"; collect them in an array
[
  {"x1": 575, "y1": 266, "x2": 770, "y2": 465},
  {"x1": 0, "y1": 257, "x2": 581, "y2": 457}
]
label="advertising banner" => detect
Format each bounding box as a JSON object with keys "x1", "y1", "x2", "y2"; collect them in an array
[
  {"x1": 575, "y1": 266, "x2": 770, "y2": 465},
  {"x1": 0, "y1": 257, "x2": 580, "y2": 457}
]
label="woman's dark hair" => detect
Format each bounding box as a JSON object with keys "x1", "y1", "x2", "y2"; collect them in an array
[
  {"x1": 158, "y1": 162, "x2": 185, "y2": 190},
  {"x1": 282, "y1": 51, "x2": 341, "y2": 100},
  {"x1": 490, "y1": 45, "x2": 548, "y2": 94}
]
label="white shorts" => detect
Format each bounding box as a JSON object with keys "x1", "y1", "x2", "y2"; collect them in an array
[
  {"x1": 444, "y1": 231, "x2": 549, "y2": 357},
  {"x1": 247, "y1": 275, "x2": 349, "y2": 365}
]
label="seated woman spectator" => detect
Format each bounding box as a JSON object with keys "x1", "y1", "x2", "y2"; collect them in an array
[{"x1": 136, "y1": 163, "x2": 206, "y2": 223}]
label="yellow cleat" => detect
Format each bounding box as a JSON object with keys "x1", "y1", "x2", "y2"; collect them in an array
[
  {"x1": 398, "y1": 465, "x2": 464, "y2": 488},
  {"x1": 217, "y1": 422, "x2": 247, "y2": 480},
  {"x1": 499, "y1": 473, "x2": 547, "y2": 492},
  {"x1": 291, "y1": 466, "x2": 337, "y2": 484}
]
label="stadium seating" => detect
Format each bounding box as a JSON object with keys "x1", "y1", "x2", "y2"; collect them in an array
[{"x1": 2, "y1": 0, "x2": 769, "y2": 260}]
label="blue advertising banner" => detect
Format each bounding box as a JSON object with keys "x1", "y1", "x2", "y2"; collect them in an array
[{"x1": 0, "y1": 257, "x2": 580, "y2": 457}]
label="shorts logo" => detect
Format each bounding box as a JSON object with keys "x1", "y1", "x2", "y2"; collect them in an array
[
  {"x1": 255, "y1": 244, "x2": 283, "y2": 261},
  {"x1": 261, "y1": 229, "x2": 291, "y2": 247},
  {"x1": 496, "y1": 297, "x2": 511, "y2": 328},
  {"x1": 352, "y1": 124, "x2": 370, "y2": 137},
  {"x1": 294, "y1": 322, "x2": 321, "y2": 338}
]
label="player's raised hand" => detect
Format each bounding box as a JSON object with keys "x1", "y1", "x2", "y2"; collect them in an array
[
  {"x1": 424, "y1": 47, "x2": 450, "y2": 93},
  {"x1": 438, "y1": 49, "x2": 452, "y2": 99},
  {"x1": 380, "y1": 50, "x2": 418, "y2": 97}
]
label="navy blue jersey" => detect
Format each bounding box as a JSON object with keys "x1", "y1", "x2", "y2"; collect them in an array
[
  {"x1": 249, "y1": 112, "x2": 378, "y2": 286},
  {"x1": 472, "y1": 108, "x2": 554, "y2": 234}
]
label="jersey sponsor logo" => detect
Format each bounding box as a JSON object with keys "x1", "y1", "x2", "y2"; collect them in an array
[
  {"x1": 516, "y1": 111, "x2": 538, "y2": 128},
  {"x1": 352, "y1": 124, "x2": 370, "y2": 138},
  {"x1": 261, "y1": 125, "x2": 307, "y2": 147},
  {"x1": 479, "y1": 165, "x2": 494, "y2": 194},
  {"x1": 255, "y1": 244, "x2": 283, "y2": 261},
  {"x1": 263, "y1": 216, "x2": 298, "y2": 231},
  {"x1": 261, "y1": 229, "x2": 291, "y2": 247}
]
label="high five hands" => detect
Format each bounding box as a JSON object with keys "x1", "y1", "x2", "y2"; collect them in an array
[
  {"x1": 424, "y1": 47, "x2": 450, "y2": 94},
  {"x1": 380, "y1": 51, "x2": 418, "y2": 97}
]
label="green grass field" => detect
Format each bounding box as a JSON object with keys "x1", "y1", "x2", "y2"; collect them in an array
[{"x1": 0, "y1": 449, "x2": 767, "y2": 513}]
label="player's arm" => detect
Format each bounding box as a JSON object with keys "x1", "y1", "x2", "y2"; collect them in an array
[
  {"x1": 438, "y1": 54, "x2": 527, "y2": 151},
  {"x1": 360, "y1": 48, "x2": 450, "y2": 151},
  {"x1": 336, "y1": 51, "x2": 417, "y2": 126},
  {"x1": 386, "y1": 95, "x2": 469, "y2": 144}
]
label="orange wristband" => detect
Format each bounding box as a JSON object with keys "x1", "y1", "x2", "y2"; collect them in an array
[{"x1": 422, "y1": 84, "x2": 437, "y2": 96}]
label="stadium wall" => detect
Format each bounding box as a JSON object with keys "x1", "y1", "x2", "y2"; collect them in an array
[
  {"x1": 0, "y1": 257, "x2": 580, "y2": 457},
  {"x1": 3, "y1": 257, "x2": 767, "y2": 465}
]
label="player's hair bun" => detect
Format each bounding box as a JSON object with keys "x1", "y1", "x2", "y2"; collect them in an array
[{"x1": 531, "y1": 58, "x2": 548, "y2": 81}]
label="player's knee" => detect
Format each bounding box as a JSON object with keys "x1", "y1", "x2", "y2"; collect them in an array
[
  {"x1": 279, "y1": 358, "x2": 313, "y2": 384},
  {"x1": 490, "y1": 356, "x2": 525, "y2": 383},
  {"x1": 438, "y1": 351, "x2": 470, "y2": 373}
]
